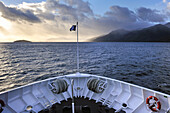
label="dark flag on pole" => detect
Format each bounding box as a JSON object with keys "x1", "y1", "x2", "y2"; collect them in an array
[{"x1": 70, "y1": 25, "x2": 76, "y2": 31}]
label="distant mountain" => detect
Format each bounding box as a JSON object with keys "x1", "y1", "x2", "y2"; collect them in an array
[
  {"x1": 165, "y1": 22, "x2": 170, "y2": 28},
  {"x1": 92, "y1": 23, "x2": 170, "y2": 42},
  {"x1": 14, "y1": 40, "x2": 32, "y2": 43},
  {"x1": 92, "y1": 29, "x2": 129, "y2": 42}
]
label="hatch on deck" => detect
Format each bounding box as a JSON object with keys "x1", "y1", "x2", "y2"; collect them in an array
[{"x1": 38, "y1": 97, "x2": 126, "y2": 113}]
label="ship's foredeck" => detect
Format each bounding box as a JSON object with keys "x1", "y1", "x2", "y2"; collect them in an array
[{"x1": 0, "y1": 73, "x2": 169, "y2": 113}]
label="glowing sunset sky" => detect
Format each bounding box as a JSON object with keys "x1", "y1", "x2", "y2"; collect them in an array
[{"x1": 0, "y1": 0, "x2": 170, "y2": 42}]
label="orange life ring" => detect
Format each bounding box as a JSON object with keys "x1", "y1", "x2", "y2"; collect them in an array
[{"x1": 146, "y1": 96, "x2": 161, "y2": 112}]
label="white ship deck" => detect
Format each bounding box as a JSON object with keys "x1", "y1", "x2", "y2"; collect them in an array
[{"x1": 0, "y1": 73, "x2": 169, "y2": 113}]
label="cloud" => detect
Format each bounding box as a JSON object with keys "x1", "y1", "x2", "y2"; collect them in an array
[
  {"x1": 81, "y1": 6, "x2": 152, "y2": 33},
  {"x1": 0, "y1": 0, "x2": 169, "y2": 42},
  {"x1": 105, "y1": 6, "x2": 136, "y2": 22},
  {"x1": 136, "y1": 7, "x2": 167, "y2": 22},
  {"x1": 101, "y1": 6, "x2": 137, "y2": 30},
  {"x1": 64, "y1": 0, "x2": 93, "y2": 15},
  {"x1": 44, "y1": 0, "x2": 93, "y2": 22},
  {"x1": 168, "y1": 2, "x2": 170, "y2": 9},
  {"x1": 0, "y1": 1, "x2": 41, "y2": 23},
  {"x1": 163, "y1": 0, "x2": 166, "y2": 3},
  {"x1": 162, "y1": 0, "x2": 170, "y2": 11},
  {"x1": 0, "y1": 26, "x2": 7, "y2": 34}
]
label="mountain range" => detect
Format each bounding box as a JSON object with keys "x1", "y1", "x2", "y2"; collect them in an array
[{"x1": 91, "y1": 23, "x2": 170, "y2": 42}]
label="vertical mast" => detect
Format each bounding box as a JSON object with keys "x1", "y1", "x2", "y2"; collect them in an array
[{"x1": 77, "y1": 22, "x2": 79, "y2": 72}]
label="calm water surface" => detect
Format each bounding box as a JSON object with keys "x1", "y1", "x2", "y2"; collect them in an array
[{"x1": 0, "y1": 42, "x2": 169, "y2": 94}]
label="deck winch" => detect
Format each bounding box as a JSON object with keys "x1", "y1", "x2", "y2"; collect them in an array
[
  {"x1": 87, "y1": 78, "x2": 107, "y2": 93},
  {"x1": 48, "y1": 79, "x2": 68, "y2": 94}
]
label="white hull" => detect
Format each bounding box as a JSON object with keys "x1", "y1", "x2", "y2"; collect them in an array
[{"x1": 0, "y1": 73, "x2": 169, "y2": 113}]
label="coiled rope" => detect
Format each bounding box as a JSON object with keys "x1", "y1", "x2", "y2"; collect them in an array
[
  {"x1": 48, "y1": 79, "x2": 68, "y2": 94},
  {"x1": 87, "y1": 78, "x2": 107, "y2": 93}
]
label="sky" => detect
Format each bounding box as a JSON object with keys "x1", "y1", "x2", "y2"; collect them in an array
[{"x1": 0, "y1": 0, "x2": 170, "y2": 42}]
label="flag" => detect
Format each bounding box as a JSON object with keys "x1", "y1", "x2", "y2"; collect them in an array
[{"x1": 70, "y1": 25, "x2": 76, "y2": 31}]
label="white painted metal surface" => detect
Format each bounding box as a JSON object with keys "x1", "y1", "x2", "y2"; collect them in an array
[{"x1": 0, "y1": 73, "x2": 169, "y2": 113}]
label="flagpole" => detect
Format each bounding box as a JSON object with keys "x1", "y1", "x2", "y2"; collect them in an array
[
  {"x1": 71, "y1": 79, "x2": 75, "y2": 113},
  {"x1": 77, "y1": 22, "x2": 79, "y2": 72}
]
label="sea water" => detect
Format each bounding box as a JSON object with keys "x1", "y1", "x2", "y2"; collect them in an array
[{"x1": 0, "y1": 42, "x2": 169, "y2": 94}]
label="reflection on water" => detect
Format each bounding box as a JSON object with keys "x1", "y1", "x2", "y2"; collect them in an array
[{"x1": 0, "y1": 42, "x2": 170, "y2": 94}]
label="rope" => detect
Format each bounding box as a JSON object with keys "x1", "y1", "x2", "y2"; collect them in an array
[
  {"x1": 87, "y1": 79, "x2": 107, "y2": 93},
  {"x1": 48, "y1": 79, "x2": 68, "y2": 94}
]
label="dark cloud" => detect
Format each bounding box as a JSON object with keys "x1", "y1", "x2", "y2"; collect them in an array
[
  {"x1": 44, "y1": 0, "x2": 93, "y2": 21},
  {"x1": 92, "y1": 6, "x2": 139, "y2": 31},
  {"x1": 82, "y1": 6, "x2": 149, "y2": 33},
  {"x1": 38, "y1": 12, "x2": 55, "y2": 21},
  {"x1": 105, "y1": 6, "x2": 137, "y2": 22},
  {"x1": 64, "y1": 0, "x2": 93, "y2": 15},
  {"x1": 136, "y1": 7, "x2": 166, "y2": 22},
  {"x1": 167, "y1": 11, "x2": 170, "y2": 17},
  {"x1": 0, "y1": 1, "x2": 41, "y2": 23}
]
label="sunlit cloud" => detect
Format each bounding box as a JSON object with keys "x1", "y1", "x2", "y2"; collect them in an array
[
  {"x1": 162, "y1": 0, "x2": 170, "y2": 11},
  {"x1": 0, "y1": 17, "x2": 12, "y2": 30},
  {"x1": 168, "y1": 2, "x2": 170, "y2": 9},
  {"x1": 163, "y1": 0, "x2": 166, "y2": 3}
]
